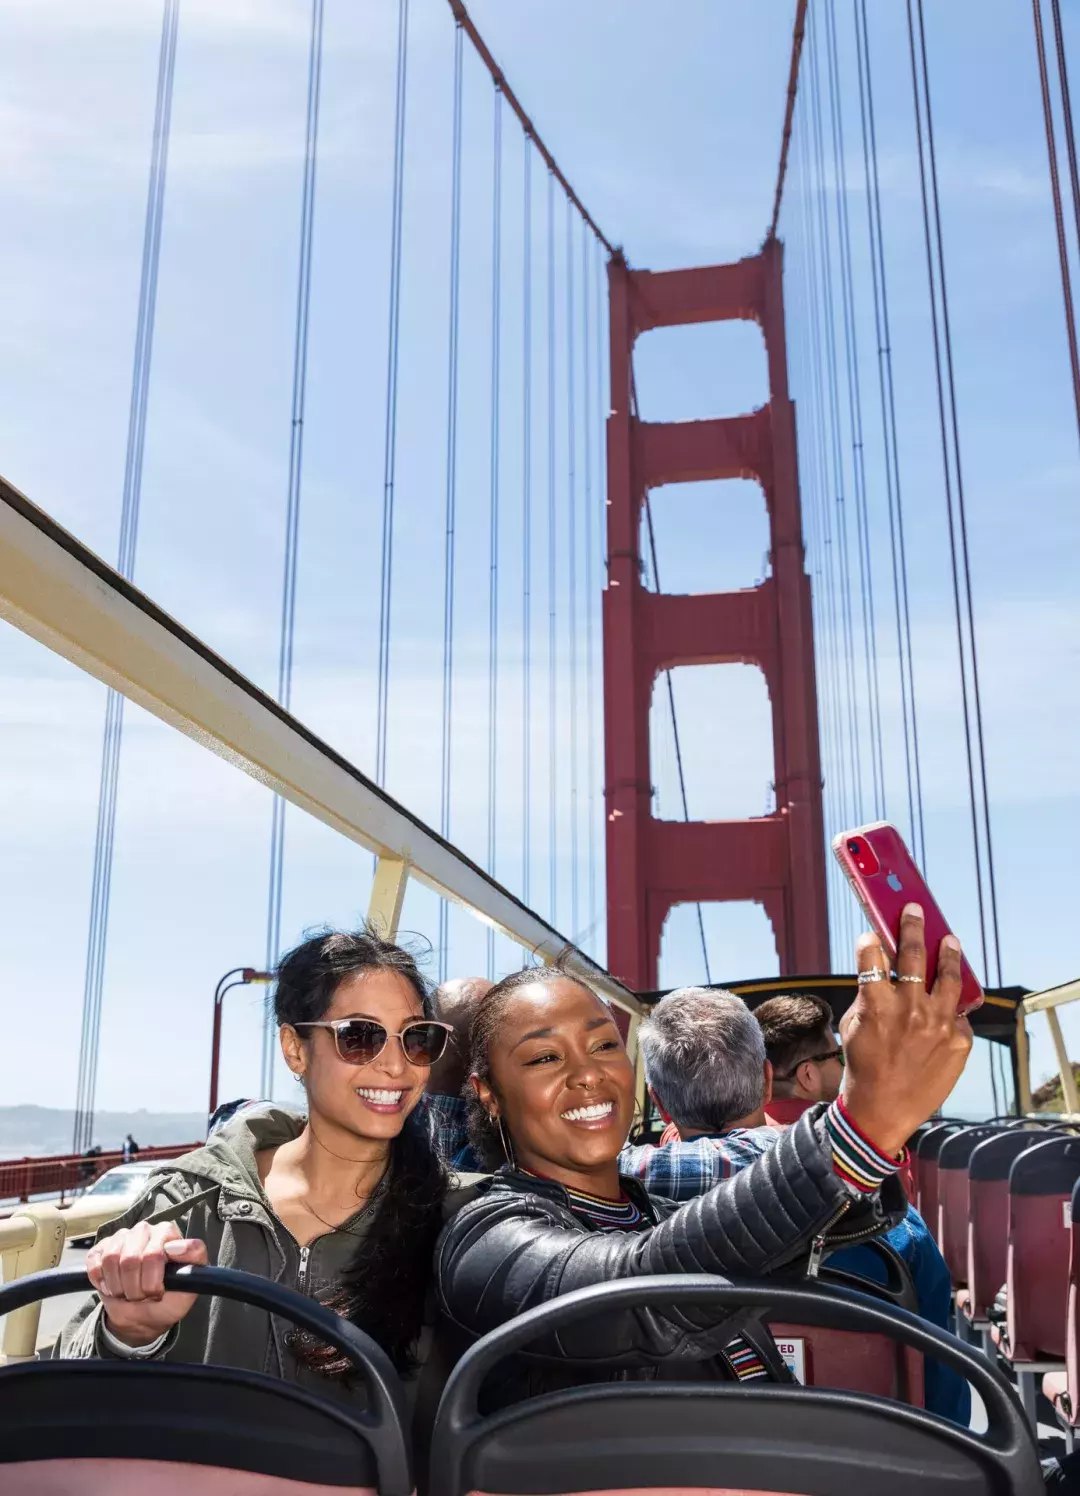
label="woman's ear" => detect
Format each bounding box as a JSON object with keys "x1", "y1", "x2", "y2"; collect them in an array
[
  {"x1": 470, "y1": 1072, "x2": 497, "y2": 1119},
  {"x1": 280, "y1": 1023, "x2": 306, "y2": 1082}
]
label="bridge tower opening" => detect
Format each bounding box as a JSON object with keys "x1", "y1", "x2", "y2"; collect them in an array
[{"x1": 603, "y1": 236, "x2": 829, "y2": 991}]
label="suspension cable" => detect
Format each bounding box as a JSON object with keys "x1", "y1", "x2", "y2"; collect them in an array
[
  {"x1": 853, "y1": 0, "x2": 926, "y2": 865},
  {"x1": 438, "y1": 19, "x2": 465, "y2": 982},
  {"x1": 565, "y1": 202, "x2": 581, "y2": 943},
  {"x1": 522, "y1": 140, "x2": 533, "y2": 908},
  {"x1": 445, "y1": 0, "x2": 613, "y2": 253},
  {"x1": 375, "y1": 0, "x2": 410, "y2": 787},
  {"x1": 263, "y1": 0, "x2": 325, "y2": 1093},
  {"x1": 546, "y1": 169, "x2": 558, "y2": 927},
  {"x1": 907, "y1": 0, "x2": 1003, "y2": 986},
  {"x1": 582, "y1": 228, "x2": 598, "y2": 950},
  {"x1": 1033, "y1": 0, "x2": 1080, "y2": 452},
  {"x1": 769, "y1": 0, "x2": 809, "y2": 239},
  {"x1": 486, "y1": 85, "x2": 503, "y2": 979},
  {"x1": 73, "y1": 0, "x2": 179, "y2": 1152},
  {"x1": 824, "y1": 0, "x2": 886, "y2": 820}
]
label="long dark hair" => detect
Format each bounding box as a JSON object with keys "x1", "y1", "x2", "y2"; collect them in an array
[
  {"x1": 464, "y1": 964, "x2": 599, "y2": 1171},
  {"x1": 274, "y1": 926, "x2": 447, "y2": 1375}
]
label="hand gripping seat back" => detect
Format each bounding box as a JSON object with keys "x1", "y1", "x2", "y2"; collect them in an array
[
  {"x1": 965, "y1": 1130, "x2": 1046, "y2": 1324},
  {"x1": 1006, "y1": 1137, "x2": 1080, "y2": 1362},
  {"x1": 936, "y1": 1127, "x2": 1001, "y2": 1287}
]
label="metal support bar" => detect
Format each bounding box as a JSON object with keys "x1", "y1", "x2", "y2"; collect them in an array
[
  {"x1": 0, "y1": 475, "x2": 641, "y2": 1020},
  {"x1": 1016, "y1": 1006, "x2": 1033, "y2": 1116},
  {"x1": 367, "y1": 856, "x2": 410, "y2": 940},
  {"x1": 1, "y1": 1205, "x2": 67, "y2": 1362},
  {"x1": 1047, "y1": 1007, "x2": 1080, "y2": 1115}
]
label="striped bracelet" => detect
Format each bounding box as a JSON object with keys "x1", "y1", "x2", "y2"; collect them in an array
[{"x1": 825, "y1": 1097, "x2": 908, "y2": 1194}]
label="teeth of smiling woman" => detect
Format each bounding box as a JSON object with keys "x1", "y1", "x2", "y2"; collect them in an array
[
  {"x1": 356, "y1": 1088, "x2": 405, "y2": 1104},
  {"x1": 562, "y1": 1101, "x2": 614, "y2": 1122}
]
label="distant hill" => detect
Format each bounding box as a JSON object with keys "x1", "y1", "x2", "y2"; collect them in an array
[{"x1": 0, "y1": 1106, "x2": 205, "y2": 1159}]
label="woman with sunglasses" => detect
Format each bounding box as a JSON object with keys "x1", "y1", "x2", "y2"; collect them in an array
[
  {"x1": 56, "y1": 927, "x2": 458, "y2": 1401},
  {"x1": 434, "y1": 908, "x2": 974, "y2": 1409}
]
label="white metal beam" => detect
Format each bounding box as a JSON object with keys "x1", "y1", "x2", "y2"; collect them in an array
[
  {"x1": 0, "y1": 474, "x2": 641, "y2": 1017},
  {"x1": 1023, "y1": 979, "x2": 1080, "y2": 1016}
]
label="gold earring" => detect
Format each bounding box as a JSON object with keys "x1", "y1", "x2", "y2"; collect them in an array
[{"x1": 494, "y1": 1114, "x2": 516, "y2": 1168}]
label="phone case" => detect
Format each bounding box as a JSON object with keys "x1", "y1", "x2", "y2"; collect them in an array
[{"x1": 831, "y1": 821, "x2": 983, "y2": 1016}]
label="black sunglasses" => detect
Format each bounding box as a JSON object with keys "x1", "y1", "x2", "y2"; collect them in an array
[
  {"x1": 292, "y1": 1018, "x2": 452, "y2": 1069},
  {"x1": 775, "y1": 1047, "x2": 845, "y2": 1082}
]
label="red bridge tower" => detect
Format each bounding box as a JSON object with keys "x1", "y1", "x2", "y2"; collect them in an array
[{"x1": 603, "y1": 236, "x2": 829, "y2": 992}]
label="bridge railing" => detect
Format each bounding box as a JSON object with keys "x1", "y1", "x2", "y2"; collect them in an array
[{"x1": 0, "y1": 1143, "x2": 202, "y2": 1207}]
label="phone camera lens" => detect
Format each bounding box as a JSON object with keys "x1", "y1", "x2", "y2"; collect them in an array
[{"x1": 847, "y1": 839, "x2": 860, "y2": 855}]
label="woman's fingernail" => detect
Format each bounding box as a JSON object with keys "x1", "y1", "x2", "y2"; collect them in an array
[
  {"x1": 943, "y1": 934, "x2": 960, "y2": 952},
  {"x1": 163, "y1": 1240, "x2": 187, "y2": 1256},
  {"x1": 903, "y1": 902, "x2": 923, "y2": 919}
]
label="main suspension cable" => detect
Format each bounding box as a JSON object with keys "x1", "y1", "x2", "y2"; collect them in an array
[
  {"x1": 263, "y1": 0, "x2": 325, "y2": 1094},
  {"x1": 582, "y1": 229, "x2": 598, "y2": 950},
  {"x1": 438, "y1": 18, "x2": 465, "y2": 982},
  {"x1": 546, "y1": 169, "x2": 558, "y2": 926},
  {"x1": 521, "y1": 140, "x2": 533, "y2": 908},
  {"x1": 73, "y1": 0, "x2": 179, "y2": 1151},
  {"x1": 375, "y1": 0, "x2": 411, "y2": 788},
  {"x1": 1033, "y1": 0, "x2": 1080, "y2": 452},
  {"x1": 566, "y1": 202, "x2": 581, "y2": 943}
]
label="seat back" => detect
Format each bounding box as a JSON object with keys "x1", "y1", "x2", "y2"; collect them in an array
[
  {"x1": 429, "y1": 1276, "x2": 1042, "y2": 1496},
  {"x1": 966, "y1": 1130, "x2": 1047, "y2": 1322},
  {"x1": 936, "y1": 1126, "x2": 1000, "y2": 1286},
  {"x1": 0, "y1": 1266, "x2": 412, "y2": 1496},
  {"x1": 1006, "y1": 1137, "x2": 1080, "y2": 1362},
  {"x1": 915, "y1": 1122, "x2": 961, "y2": 1245},
  {"x1": 1062, "y1": 1176, "x2": 1080, "y2": 1428}
]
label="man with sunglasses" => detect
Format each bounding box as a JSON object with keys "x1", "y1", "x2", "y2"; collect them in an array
[{"x1": 754, "y1": 993, "x2": 845, "y2": 1125}]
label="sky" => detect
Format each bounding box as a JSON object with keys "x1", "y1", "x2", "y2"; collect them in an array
[{"x1": 0, "y1": 0, "x2": 1077, "y2": 1124}]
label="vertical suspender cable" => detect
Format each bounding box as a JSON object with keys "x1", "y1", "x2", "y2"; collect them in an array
[
  {"x1": 262, "y1": 0, "x2": 325, "y2": 1092},
  {"x1": 1033, "y1": 0, "x2": 1080, "y2": 452},
  {"x1": 375, "y1": 0, "x2": 410, "y2": 787},
  {"x1": 486, "y1": 86, "x2": 503, "y2": 979},
  {"x1": 546, "y1": 169, "x2": 558, "y2": 926},
  {"x1": 522, "y1": 140, "x2": 533, "y2": 909},
  {"x1": 582, "y1": 228, "x2": 598, "y2": 950},
  {"x1": 824, "y1": 0, "x2": 886, "y2": 820},
  {"x1": 437, "y1": 20, "x2": 465, "y2": 982},
  {"x1": 73, "y1": 0, "x2": 179, "y2": 1152},
  {"x1": 854, "y1": 0, "x2": 926, "y2": 865},
  {"x1": 907, "y1": 0, "x2": 1002, "y2": 987},
  {"x1": 565, "y1": 201, "x2": 580, "y2": 943}
]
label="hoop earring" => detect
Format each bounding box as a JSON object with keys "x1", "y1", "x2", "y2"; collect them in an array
[{"x1": 496, "y1": 1115, "x2": 517, "y2": 1169}]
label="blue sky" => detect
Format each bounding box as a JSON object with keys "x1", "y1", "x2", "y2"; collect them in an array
[{"x1": 0, "y1": 0, "x2": 1076, "y2": 1122}]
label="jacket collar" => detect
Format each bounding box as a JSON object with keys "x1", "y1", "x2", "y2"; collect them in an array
[
  {"x1": 490, "y1": 1165, "x2": 659, "y2": 1222},
  {"x1": 764, "y1": 1096, "x2": 814, "y2": 1128}
]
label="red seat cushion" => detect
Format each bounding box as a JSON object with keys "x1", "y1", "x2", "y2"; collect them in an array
[{"x1": 2, "y1": 1460, "x2": 381, "y2": 1496}]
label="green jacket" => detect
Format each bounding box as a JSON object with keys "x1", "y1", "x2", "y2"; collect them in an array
[{"x1": 54, "y1": 1103, "x2": 479, "y2": 1410}]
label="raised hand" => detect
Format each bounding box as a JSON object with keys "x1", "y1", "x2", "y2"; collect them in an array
[
  {"x1": 86, "y1": 1219, "x2": 207, "y2": 1348},
  {"x1": 839, "y1": 903, "x2": 973, "y2": 1158}
]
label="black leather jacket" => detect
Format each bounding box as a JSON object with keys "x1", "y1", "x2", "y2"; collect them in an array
[{"x1": 434, "y1": 1106, "x2": 907, "y2": 1406}]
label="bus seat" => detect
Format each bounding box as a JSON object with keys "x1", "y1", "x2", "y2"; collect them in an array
[
  {"x1": 1003, "y1": 1137, "x2": 1080, "y2": 1365},
  {"x1": 428, "y1": 1276, "x2": 1042, "y2": 1496},
  {"x1": 936, "y1": 1126, "x2": 1002, "y2": 1287},
  {"x1": 0, "y1": 1265, "x2": 413, "y2": 1496},
  {"x1": 915, "y1": 1123, "x2": 961, "y2": 1247},
  {"x1": 964, "y1": 1130, "x2": 1047, "y2": 1330},
  {"x1": 1044, "y1": 1177, "x2": 1080, "y2": 1451}
]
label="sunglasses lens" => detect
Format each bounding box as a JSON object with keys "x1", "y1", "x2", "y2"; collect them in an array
[
  {"x1": 334, "y1": 1020, "x2": 387, "y2": 1066},
  {"x1": 401, "y1": 1022, "x2": 450, "y2": 1067}
]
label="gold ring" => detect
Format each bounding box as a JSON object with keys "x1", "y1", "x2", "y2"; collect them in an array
[
  {"x1": 897, "y1": 975, "x2": 923, "y2": 985},
  {"x1": 857, "y1": 966, "x2": 887, "y2": 985}
]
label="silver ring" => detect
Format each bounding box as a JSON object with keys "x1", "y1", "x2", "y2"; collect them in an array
[
  {"x1": 897, "y1": 974, "x2": 923, "y2": 985},
  {"x1": 857, "y1": 966, "x2": 887, "y2": 985}
]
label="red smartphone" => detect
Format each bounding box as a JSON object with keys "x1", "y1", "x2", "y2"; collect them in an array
[{"x1": 831, "y1": 821, "x2": 983, "y2": 1016}]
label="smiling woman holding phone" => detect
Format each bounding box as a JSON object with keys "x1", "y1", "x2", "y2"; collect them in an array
[
  {"x1": 434, "y1": 907, "x2": 973, "y2": 1410},
  {"x1": 55, "y1": 927, "x2": 455, "y2": 1404}
]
